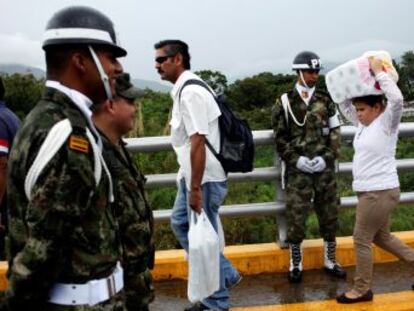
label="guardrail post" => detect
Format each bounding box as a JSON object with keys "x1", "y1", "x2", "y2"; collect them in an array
[{"x1": 274, "y1": 152, "x2": 288, "y2": 249}]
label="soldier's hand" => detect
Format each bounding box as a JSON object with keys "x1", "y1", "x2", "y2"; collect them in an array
[
  {"x1": 311, "y1": 156, "x2": 326, "y2": 172},
  {"x1": 189, "y1": 188, "x2": 202, "y2": 214},
  {"x1": 296, "y1": 156, "x2": 314, "y2": 174}
]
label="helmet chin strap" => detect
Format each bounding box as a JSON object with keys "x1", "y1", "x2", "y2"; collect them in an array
[
  {"x1": 88, "y1": 45, "x2": 113, "y2": 100},
  {"x1": 299, "y1": 70, "x2": 310, "y2": 89}
]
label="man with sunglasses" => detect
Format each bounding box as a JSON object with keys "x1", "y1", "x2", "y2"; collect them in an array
[
  {"x1": 154, "y1": 40, "x2": 241, "y2": 311},
  {"x1": 92, "y1": 73, "x2": 155, "y2": 311},
  {"x1": 271, "y1": 51, "x2": 345, "y2": 283}
]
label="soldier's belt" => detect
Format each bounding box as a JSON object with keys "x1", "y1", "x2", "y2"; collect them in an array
[{"x1": 48, "y1": 262, "x2": 124, "y2": 306}]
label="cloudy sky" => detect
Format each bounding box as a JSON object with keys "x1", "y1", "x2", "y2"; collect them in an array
[{"x1": 0, "y1": 0, "x2": 413, "y2": 83}]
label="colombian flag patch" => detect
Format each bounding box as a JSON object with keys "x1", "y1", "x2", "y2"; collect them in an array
[{"x1": 69, "y1": 135, "x2": 89, "y2": 153}]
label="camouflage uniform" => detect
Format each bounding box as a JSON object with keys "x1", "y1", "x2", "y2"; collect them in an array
[
  {"x1": 271, "y1": 88, "x2": 341, "y2": 244},
  {"x1": 100, "y1": 134, "x2": 155, "y2": 311},
  {"x1": 6, "y1": 88, "x2": 125, "y2": 310}
]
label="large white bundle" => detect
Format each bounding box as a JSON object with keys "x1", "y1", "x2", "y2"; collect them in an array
[{"x1": 326, "y1": 51, "x2": 398, "y2": 103}]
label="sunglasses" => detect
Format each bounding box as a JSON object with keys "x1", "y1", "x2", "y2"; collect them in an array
[{"x1": 155, "y1": 54, "x2": 176, "y2": 64}]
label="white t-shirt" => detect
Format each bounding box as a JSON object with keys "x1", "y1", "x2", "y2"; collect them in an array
[
  {"x1": 170, "y1": 71, "x2": 226, "y2": 189},
  {"x1": 338, "y1": 72, "x2": 403, "y2": 192}
]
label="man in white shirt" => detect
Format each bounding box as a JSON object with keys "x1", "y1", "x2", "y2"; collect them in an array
[{"x1": 154, "y1": 40, "x2": 240, "y2": 311}]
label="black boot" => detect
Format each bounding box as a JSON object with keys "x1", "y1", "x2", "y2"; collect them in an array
[
  {"x1": 324, "y1": 241, "x2": 346, "y2": 278},
  {"x1": 288, "y1": 243, "x2": 303, "y2": 283}
]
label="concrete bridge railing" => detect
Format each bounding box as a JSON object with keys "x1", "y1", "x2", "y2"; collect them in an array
[{"x1": 125, "y1": 123, "x2": 414, "y2": 248}]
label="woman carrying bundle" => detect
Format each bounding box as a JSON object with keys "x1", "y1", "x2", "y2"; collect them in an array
[{"x1": 336, "y1": 57, "x2": 414, "y2": 304}]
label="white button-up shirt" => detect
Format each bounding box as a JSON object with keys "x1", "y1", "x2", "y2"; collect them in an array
[
  {"x1": 170, "y1": 71, "x2": 226, "y2": 189},
  {"x1": 338, "y1": 72, "x2": 403, "y2": 192}
]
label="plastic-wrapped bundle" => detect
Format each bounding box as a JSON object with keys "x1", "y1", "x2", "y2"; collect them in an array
[{"x1": 326, "y1": 51, "x2": 398, "y2": 103}]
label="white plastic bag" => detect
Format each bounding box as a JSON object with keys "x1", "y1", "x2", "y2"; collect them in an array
[
  {"x1": 326, "y1": 50, "x2": 399, "y2": 103},
  {"x1": 187, "y1": 210, "x2": 220, "y2": 303}
]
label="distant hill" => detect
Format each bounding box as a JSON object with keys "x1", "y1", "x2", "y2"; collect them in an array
[
  {"x1": 0, "y1": 63, "x2": 171, "y2": 93},
  {"x1": 132, "y1": 78, "x2": 171, "y2": 93},
  {"x1": 0, "y1": 63, "x2": 45, "y2": 79}
]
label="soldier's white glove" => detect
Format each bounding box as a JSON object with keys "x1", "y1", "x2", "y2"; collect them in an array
[
  {"x1": 311, "y1": 156, "x2": 326, "y2": 172},
  {"x1": 296, "y1": 156, "x2": 314, "y2": 174}
]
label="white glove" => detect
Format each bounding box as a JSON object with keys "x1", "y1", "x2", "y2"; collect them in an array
[
  {"x1": 296, "y1": 156, "x2": 314, "y2": 174},
  {"x1": 311, "y1": 156, "x2": 326, "y2": 172}
]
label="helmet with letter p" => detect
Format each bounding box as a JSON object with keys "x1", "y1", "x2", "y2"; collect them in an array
[
  {"x1": 292, "y1": 51, "x2": 322, "y2": 71},
  {"x1": 42, "y1": 6, "x2": 126, "y2": 99}
]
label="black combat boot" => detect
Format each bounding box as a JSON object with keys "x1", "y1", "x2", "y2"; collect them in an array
[
  {"x1": 324, "y1": 241, "x2": 346, "y2": 278},
  {"x1": 288, "y1": 243, "x2": 303, "y2": 283}
]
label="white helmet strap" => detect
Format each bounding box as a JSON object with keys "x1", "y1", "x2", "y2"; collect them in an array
[
  {"x1": 299, "y1": 70, "x2": 310, "y2": 89},
  {"x1": 88, "y1": 45, "x2": 113, "y2": 100}
]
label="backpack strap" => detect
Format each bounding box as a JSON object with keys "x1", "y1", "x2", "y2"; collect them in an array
[
  {"x1": 178, "y1": 79, "x2": 219, "y2": 158},
  {"x1": 178, "y1": 79, "x2": 215, "y2": 101}
]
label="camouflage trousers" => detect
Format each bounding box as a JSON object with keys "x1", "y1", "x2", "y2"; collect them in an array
[
  {"x1": 285, "y1": 166, "x2": 339, "y2": 244},
  {"x1": 124, "y1": 268, "x2": 154, "y2": 311}
]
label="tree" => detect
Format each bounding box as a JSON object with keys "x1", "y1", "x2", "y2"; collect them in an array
[
  {"x1": 398, "y1": 51, "x2": 414, "y2": 101},
  {"x1": 3, "y1": 74, "x2": 44, "y2": 119},
  {"x1": 194, "y1": 70, "x2": 228, "y2": 95}
]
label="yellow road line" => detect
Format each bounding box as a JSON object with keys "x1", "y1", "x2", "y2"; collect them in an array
[
  {"x1": 153, "y1": 231, "x2": 414, "y2": 280},
  {"x1": 231, "y1": 290, "x2": 414, "y2": 311},
  {"x1": 0, "y1": 231, "x2": 413, "y2": 290}
]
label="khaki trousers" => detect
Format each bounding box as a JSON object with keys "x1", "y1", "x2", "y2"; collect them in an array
[{"x1": 353, "y1": 188, "x2": 414, "y2": 294}]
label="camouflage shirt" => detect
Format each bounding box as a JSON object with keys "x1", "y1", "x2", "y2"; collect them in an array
[
  {"x1": 271, "y1": 88, "x2": 341, "y2": 167},
  {"x1": 6, "y1": 88, "x2": 122, "y2": 307},
  {"x1": 100, "y1": 135, "x2": 154, "y2": 310}
]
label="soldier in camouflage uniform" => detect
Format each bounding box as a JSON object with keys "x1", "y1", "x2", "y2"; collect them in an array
[
  {"x1": 92, "y1": 73, "x2": 155, "y2": 311},
  {"x1": 271, "y1": 51, "x2": 346, "y2": 283},
  {"x1": 6, "y1": 6, "x2": 127, "y2": 310}
]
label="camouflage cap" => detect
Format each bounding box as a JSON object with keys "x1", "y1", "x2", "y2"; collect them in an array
[{"x1": 115, "y1": 73, "x2": 144, "y2": 101}]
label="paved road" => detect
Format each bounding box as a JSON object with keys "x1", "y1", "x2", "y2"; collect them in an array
[{"x1": 150, "y1": 261, "x2": 413, "y2": 310}]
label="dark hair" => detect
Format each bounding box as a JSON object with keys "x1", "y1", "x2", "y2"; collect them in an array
[
  {"x1": 154, "y1": 39, "x2": 191, "y2": 70},
  {"x1": 0, "y1": 77, "x2": 4, "y2": 101},
  {"x1": 352, "y1": 94, "x2": 384, "y2": 107}
]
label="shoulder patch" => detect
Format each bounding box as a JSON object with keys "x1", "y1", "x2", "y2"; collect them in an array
[{"x1": 69, "y1": 135, "x2": 89, "y2": 153}]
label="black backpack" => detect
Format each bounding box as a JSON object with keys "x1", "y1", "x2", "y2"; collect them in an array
[{"x1": 179, "y1": 79, "x2": 254, "y2": 174}]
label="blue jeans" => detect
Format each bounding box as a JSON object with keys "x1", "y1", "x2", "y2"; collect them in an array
[{"x1": 171, "y1": 179, "x2": 240, "y2": 310}]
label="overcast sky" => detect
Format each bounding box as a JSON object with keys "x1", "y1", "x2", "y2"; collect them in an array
[{"x1": 0, "y1": 0, "x2": 413, "y2": 83}]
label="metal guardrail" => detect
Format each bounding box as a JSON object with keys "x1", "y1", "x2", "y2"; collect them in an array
[{"x1": 125, "y1": 123, "x2": 414, "y2": 247}]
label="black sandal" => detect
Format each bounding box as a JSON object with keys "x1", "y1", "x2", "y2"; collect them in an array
[{"x1": 336, "y1": 290, "x2": 373, "y2": 304}]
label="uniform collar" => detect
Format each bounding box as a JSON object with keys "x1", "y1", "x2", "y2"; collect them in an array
[
  {"x1": 45, "y1": 80, "x2": 102, "y2": 149},
  {"x1": 171, "y1": 70, "x2": 198, "y2": 99},
  {"x1": 295, "y1": 83, "x2": 315, "y2": 105},
  {"x1": 46, "y1": 80, "x2": 93, "y2": 116}
]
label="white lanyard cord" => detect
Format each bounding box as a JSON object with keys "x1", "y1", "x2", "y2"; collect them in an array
[{"x1": 287, "y1": 98, "x2": 307, "y2": 127}]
